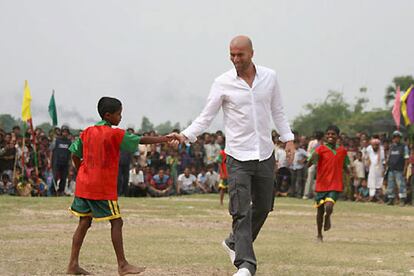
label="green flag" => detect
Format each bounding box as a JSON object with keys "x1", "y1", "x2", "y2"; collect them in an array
[{"x1": 48, "y1": 90, "x2": 58, "y2": 126}]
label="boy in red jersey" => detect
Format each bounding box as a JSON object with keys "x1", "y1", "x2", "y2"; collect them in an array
[
  {"x1": 308, "y1": 125, "x2": 349, "y2": 242},
  {"x1": 67, "y1": 97, "x2": 177, "y2": 275},
  {"x1": 217, "y1": 147, "x2": 228, "y2": 205}
]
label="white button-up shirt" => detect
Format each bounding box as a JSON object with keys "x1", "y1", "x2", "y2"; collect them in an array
[{"x1": 182, "y1": 65, "x2": 294, "y2": 161}]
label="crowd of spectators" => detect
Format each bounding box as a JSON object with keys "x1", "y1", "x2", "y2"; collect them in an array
[{"x1": 1, "y1": 125, "x2": 413, "y2": 206}]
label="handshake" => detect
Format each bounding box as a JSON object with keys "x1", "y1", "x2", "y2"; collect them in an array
[{"x1": 163, "y1": 132, "x2": 187, "y2": 147}]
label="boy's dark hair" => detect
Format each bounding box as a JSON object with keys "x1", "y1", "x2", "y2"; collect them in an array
[
  {"x1": 97, "y1": 97, "x2": 122, "y2": 119},
  {"x1": 2, "y1": 173, "x2": 10, "y2": 180},
  {"x1": 325, "y1": 125, "x2": 340, "y2": 135}
]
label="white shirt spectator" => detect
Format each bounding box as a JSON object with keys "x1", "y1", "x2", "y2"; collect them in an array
[
  {"x1": 204, "y1": 143, "x2": 221, "y2": 164},
  {"x1": 182, "y1": 65, "x2": 294, "y2": 161},
  {"x1": 291, "y1": 148, "x2": 307, "y2": 170},
  {"x1": 129, "y1": 168, "x2": 144, "y2": 186},
  {"x1": 205, "y1": 170, "x2": 219, "y2": 190},
  {"x1": 178, "y1": 173, "x2": 197, "y2": 191},
  {"x1": 275, "y1": 147, "x2": 287, "y2": 169},
  {"x1": 353, "y1": 159, "x2": 365, "y2": 179}
]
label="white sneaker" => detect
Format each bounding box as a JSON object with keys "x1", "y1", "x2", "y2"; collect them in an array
[
  {"x1": 221, "y1": 240, "x2": 235, "y2": 264},
  {"x1": 233, "y1": 268, "x2": 252, "y2": 276}
]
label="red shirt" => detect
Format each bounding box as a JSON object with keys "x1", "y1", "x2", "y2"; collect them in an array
[
  {"x1": 74, "y1": 125, "x2": 125, "y2": 200},
  {"x1": 314, "y1": 144, "x2": 347, "y2": 192},
  {"x1": 218, "y1": 150, "x2": 228, "y2": 179}
]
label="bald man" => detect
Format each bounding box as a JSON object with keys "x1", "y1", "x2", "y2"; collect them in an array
[{"x1": 169, "y1": 36, "x2": 294, "y2": 276}]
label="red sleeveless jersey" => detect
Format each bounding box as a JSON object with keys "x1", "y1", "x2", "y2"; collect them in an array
[
  {"x1": 219, "y1": 150, "x2": 228, "y2": 179},
  {"x1": 75, "y1": 125, "x2": 125, "y2": 200},
  {"x1": 315, "y1": 145, "x2": 347, "y2": 192}
]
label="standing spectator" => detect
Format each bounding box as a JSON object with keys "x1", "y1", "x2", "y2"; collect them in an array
[
  {"x1": 64, "y1": 168, "x2": 76, "y2": 196},
  {"x1": 367, "y1": 139, "x2": 385, "y2": 203},
  {"x1": 191, "y1": 140, "x2": 205, "y2": 171},
  {"x1": 177, "y1": 167, "x2": 198, "y2": 195},
  {"x1": 203, "y1": 133, "x2": 221, "y2": 166},
  {"x1": 166, "y1": 150, "x2": 179, "y2": 192},
  {"x1": 117, "y1": 150, "x2": 132, "y2": 196},
  {"x1": 303, "y1": 131, "x2": 324, "y2": 199},
  {"x1": 290, "y1": 140, "x2": 307, "y2": 198},
  {"x1": 179, "y1": 147, "x2": 192, "y2": 173},
  {"x1": 50, "y1": 126, "x2": 71, "y2": 195},
  {"x1": 386, "y1": 130, "x2": 409, "y2": 206},
  {"x1": 0, "y1": 139, "x2": 16, "y2": 180},
  {"x1": 275, "y1": 141, "x2": 290, "y2": 196},
  {"x1": 147, "y1": 144, "x2": 161, "y2": 170},
  {"x1": 352, "y1": 151, "x2": 365, "y2": 199}
]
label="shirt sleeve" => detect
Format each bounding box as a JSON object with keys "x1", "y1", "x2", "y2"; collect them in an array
[
  {"x1": 270, "y1": 73, "x2": 294, "y2": 143},
  {"x1": 181, "y1": 81, "x2": 224, "y2": 143},
  {"x1": 404, "y1": 145, "x2": 409, "y2": 159},
  {"x1": 120, "y1": 132, "x2": 141, "y2": 153},
  {"x1": 344, "y1": 155, "x2": 350, "y2": 167},
  {"x1": 69, "y1": 138, "x2": 83, "y2": 158},
  {"x1": 307, "y1": 148, "x2": 319, "y2": 164}
]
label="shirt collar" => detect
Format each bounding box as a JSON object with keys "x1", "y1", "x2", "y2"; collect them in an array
[
  {"x1": 325, "y1": 143, "x2": 338, "y2": 150},
  {"x1": 231, "y1": 64, "x2": 260, "y2": 80},
  {"x1": 95, "y1": 120, "x2": 111, "y2": 126}
]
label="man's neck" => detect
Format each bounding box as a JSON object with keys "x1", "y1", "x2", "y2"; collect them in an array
[{"x1": 237, "y1": 63, "x2": 256, "y2": 79}]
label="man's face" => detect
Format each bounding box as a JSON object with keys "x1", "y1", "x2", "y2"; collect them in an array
[
  {"x1": 184, "y1": 168, "x2": 190, "y2": 177},
  {"x1": 158, "y1": 170, "x2": 164, "y2": 178},
  {"x1": 325, "y1": 130, "x2": 338, "y2": 145},
  {"x1": 372, "y1": 143, "x2": 379, "y2": 151},
  {"x1": 204, "y1": 134, "x2": 211, "y2": 144},
  {"x1": 230, "y1": 44, "x2": 253, "y2": 73},
  {"x1": 393, "y1": 136, "x2": 401, "y2": 143}
]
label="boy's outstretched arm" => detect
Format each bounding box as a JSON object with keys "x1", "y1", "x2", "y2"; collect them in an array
[{"x1": 140, "y1": 134, "x2": 180, "y2": 145}]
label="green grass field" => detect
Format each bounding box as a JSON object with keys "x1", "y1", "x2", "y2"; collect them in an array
[{"x1": 1, "y1": 195, "x2": 413, "y2": 276}]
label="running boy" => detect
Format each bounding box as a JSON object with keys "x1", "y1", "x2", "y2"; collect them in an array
[
  {"x1": 308, "y1": 125, "x2": 349, "y2": 242},
  {"x1": 217, "y1": 147, "x2": 228, "y2": 205},
  {"x1": 67, "y1": 97, "x2": 177, "y2": 275}
]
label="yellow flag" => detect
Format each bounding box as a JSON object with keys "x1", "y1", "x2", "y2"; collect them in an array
[{"x1": 21, "y1": 80, "x2": 32, "y2": 121}]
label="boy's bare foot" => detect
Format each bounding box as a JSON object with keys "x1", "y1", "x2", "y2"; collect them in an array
[
  {"x1": 118, "y1": 263, "x2": 146, "y2": 276},
  {"x1": 324, "y1": 215, "x2": 331, "y2": 231},
  {"x1": 67, "y1": 265, "x2": 91, "y2": 275},
  {"x1": 316, "y1": 235, "x2": 323, "y2": 243}
]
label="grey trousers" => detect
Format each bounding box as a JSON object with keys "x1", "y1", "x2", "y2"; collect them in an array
[{"x1": 225, "y1": 153, "x2": 275, "y2": 275}]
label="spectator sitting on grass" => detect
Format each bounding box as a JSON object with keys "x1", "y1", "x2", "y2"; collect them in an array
[
  {"x1": 129, "y1": 164, "x2": 147, "y2": 197},
  {"x1": 16, "y1": 176, "x2": 32, "y2": 197},
  {"x1": 355, "y1": 179, "x2": 370, "y2": 202},
  {"x1": 0, "y1": 173, "x2": 14, "y2": 195},
  {"x1": 29, "y1": 170, "x2": 47, "y2": 197},
  {"x1": 196, "y1": 167, "x2": 210, "y2": 193},
  {"x1": 177, "y1": 167, "x2": 198, "y2": 195},
  {"x1": 148, "y1": 168, "x2": 173, "y2": 197},
  {"x1": 205, "y1": 163, "x2": 219, "y2": 193}
]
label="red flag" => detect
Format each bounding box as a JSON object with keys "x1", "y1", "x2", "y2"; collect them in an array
[{"x1": 392, "y1": 86, "x2": 401, "y2": 130}]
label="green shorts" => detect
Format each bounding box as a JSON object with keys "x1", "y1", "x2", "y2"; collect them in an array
[
  {"x1": 69, "y1": 197, "x2": 121, "y2": 221},
  {"x1": 314, "y1": 191, "x2": 339, "y2": 208},
  {"x1": 218, "y1": 179, "x2": 228, "y2": 190}
]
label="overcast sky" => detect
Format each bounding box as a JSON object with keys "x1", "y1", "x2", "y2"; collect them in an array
[{"x1": 1, "y1": 0, "x2": 413, "y2": 131}]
